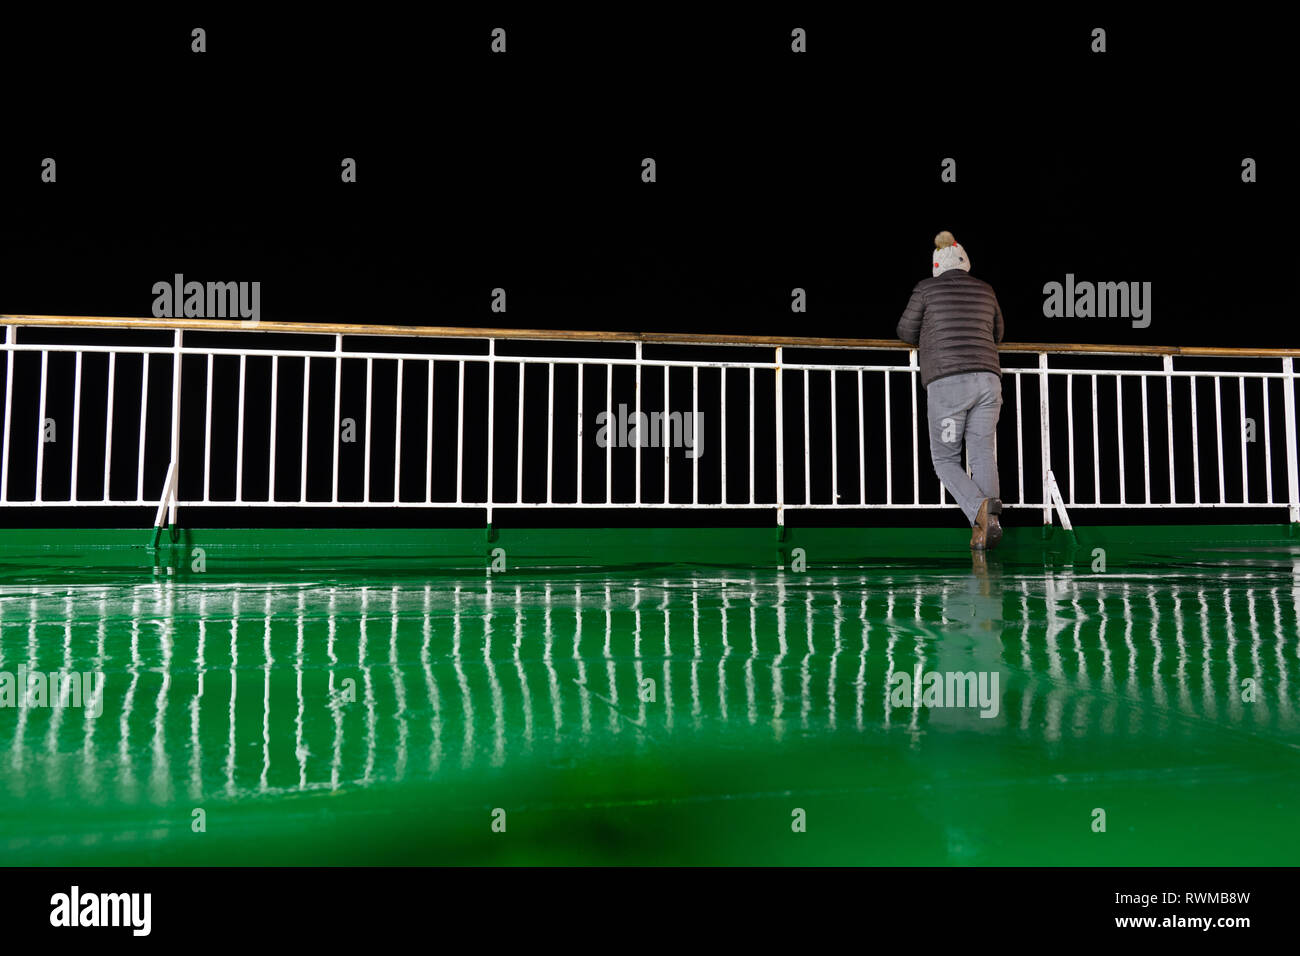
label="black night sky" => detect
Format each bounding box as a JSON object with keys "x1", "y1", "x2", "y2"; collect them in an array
[{"x1": 0, "y1": 11, "x2": 1289, "y2": 345}]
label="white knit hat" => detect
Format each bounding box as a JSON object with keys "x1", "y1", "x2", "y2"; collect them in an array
[{"x1": 932, "y1": 230, "x2": 971, "y2": 277}]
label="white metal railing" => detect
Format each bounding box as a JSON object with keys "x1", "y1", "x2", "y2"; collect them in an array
[{"x1": 2, "y1": 316, "x2": 1298, "y2": 531}]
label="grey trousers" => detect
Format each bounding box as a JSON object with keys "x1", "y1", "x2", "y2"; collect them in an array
[{"x1": 925, "y1": 371, "x2": 1002, "y2": 526}]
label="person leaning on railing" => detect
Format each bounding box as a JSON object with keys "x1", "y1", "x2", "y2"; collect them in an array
[{"x1": 895, "y1": 231, "x2": 1006, "y2": 550}]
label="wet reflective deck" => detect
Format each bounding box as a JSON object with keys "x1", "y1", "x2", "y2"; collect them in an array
[{"x1": 3, "y1": 550, "x2": 1299, "y2": 865}]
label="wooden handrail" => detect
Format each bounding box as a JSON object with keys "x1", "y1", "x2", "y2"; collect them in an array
[{"x1": 1, "y1": 314, "x2": 1296, "y2": 359}]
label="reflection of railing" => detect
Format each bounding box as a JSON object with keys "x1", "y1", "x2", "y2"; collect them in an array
[
  {"x1": 2, "y1": 315, "x2": 1298, "y2": 531},
  {"x1": 1, "y1": 572, "x2": 1296, "y2": 804}
]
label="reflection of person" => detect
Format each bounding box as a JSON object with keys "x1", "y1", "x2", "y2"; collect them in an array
[{"x1": 896, "y1": 231, "x2": 1005, "y2": 550}]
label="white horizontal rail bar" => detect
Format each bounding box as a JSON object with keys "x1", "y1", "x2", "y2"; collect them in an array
[
  {"x1": 0, "y1": 500, "x2": 1283, "y2": 510},
  {"x1": 1, "y1": 341, "x2": 1293, "y2": 378}
]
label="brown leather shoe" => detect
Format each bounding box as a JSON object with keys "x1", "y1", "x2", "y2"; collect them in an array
[
  {"x1": 970, "y1": 520, "x2": 986, "y2": 550},
  {"x1": 976, "y1": 498, "x2": 1003, "y2": 550}
]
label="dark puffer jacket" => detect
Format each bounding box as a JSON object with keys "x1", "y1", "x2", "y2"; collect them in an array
[{"x1": 896, "y1": 270, "x2": 1004, "y2": 387}]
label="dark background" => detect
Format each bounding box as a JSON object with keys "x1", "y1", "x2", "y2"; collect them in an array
[
  {"x1": 0, "y1": 10, "x2": 1290, "y2": 529},
  {"x1": 1, "y1": 10, "x2": 1288, "y2": 342}
]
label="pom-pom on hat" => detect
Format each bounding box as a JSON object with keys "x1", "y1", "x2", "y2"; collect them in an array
[{"x1": 932, "y1": 230, "x2": 971, "y2": 277}]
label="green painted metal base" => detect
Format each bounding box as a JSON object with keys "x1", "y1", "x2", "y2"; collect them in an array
[{"x1": 3, "y1": 523, "x2": 1300, "y2": 574}]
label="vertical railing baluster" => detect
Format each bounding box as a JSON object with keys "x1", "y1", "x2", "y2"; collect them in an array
[
  {"x1": 720, "y1": 366, "x2": 727, "y2": 505},
  {"x1": 0, "y1": 325, "x2": 12, "y2": 502},
  {"x1": 748, "y1": 366, "x2": 755, "y2": 505},
  {"x1": 547, "y1": 361, "x2": 555, "y2": 505},
  {"x1": 635, "y1": 343, "x2": 643, "y2": 507},
  {"x1": 1090, "y1": 373, "x2": 1099, "y2": 504},
  {"x1": 775, "y1": 347, "x2": 784, "y2": 526},
  {"x1": 1263, "y1": 375, "x2": 1273, "y2": 504},
  {"x1": 692, "y1": 364, "x2": 699, "y2": 505},
  {"x1": 1239, "y1": 376, "x2": 1249, "y2": 503},
  {"x1": 1015, "y1": 371, "x2": 1024, "y2": 504},
  {"x1": 1116, "y1": 375, "x2": 1126, "y2": 506},
  {"x1": 1190, "y1": 374, "x2": 1201, "y2": 504},
  {"x1": 575, "y1": 359, "x2": 583, "y2": 506},
  {"x1": 70, "y1": 351, "x2": 82, "y2": 502},
  {"x1": 1214, "y1": 374, "x2": 1225, "y2": 504},
  {"x1": 802, "y1": 369, "x2": 811, "y2": 506},
  {"x1": 234, "y1": 353, "x2": 245, "y2": 504},
  {"x1": 1141, "y1": 370, "x2": 1151, "y2": 505},
  {"x1": 103, "y1": 352, "x2": 116, "y2": 503},
  {"x1": 662, "y1": 363, "x2": 669, "y2": 503},
  {"x1": 1066, "y1": 372, "x2": 1075, "y2": 504},
  {"x1": 856, "y1": 369, "x2": 865, "y2": 505},
  {"x1": 1039, "y1": 353, "x2": 1051, "y2": 525},
  {"x1": 363, "y1": 357, "x2": 373, "y2": 504},
  {"x1": 829, "y1": 368, "x2": 839, "y2": 506},
  {"x1": 425, "y1": 359, "x2": 434, "y2": 504},
  {"x1": 605, "y1": 362, "x2": 612, "y2": 505},
  {"x1": 204, "y1": 353, "x2": 213, "y2": 503},
  {"x1": 909, "y1": 351, "x2": 919, "y2": 505},
  {"x1": 603, "y1": 361, "x2": 613, "y2": 504},
  {"x1": 331, "y1": 335, "x2": 342, "y2": 504},
  {"x1": 300, "y1": 356, "x2": 310, "y2": 503},
  {"x1": 485, "y1": 342, "x2": 495, "y2": 514},
  {"x1": 394, "y1": 358, "x2": 404, "y2": 504},
  {"x1": 168, "y1": 330, "x2": 182, "y2": 523},
  {"x1": 34, "y1": 350, "x2": 48, "y2": 502},
  {"x1": 517, "y1": 361, "x2": 526, "y2": 504},
  {"x1": 137, "y1": 352, "x2": 151, "y2": 504},
  {"x1": 455, "y1": 359, "x2": 464, "y2": 505},
  {"x1": 268, "y1": 354, "x2": 279, "y2": 502},
  {"x1": 884, "y1": 369, "x2": 893, "y2": 506},
  {"x1": 1164, "y1": 355, "x2": 1176, "y2": 504}
]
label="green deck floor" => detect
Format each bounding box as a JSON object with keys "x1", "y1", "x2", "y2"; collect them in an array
[{"x1": 1, "y1": 525, "x2": 1299, "y2": 865}]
